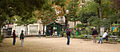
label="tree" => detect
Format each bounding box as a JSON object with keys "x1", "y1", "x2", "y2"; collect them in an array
[
  {"x1": 0, "y1": 0, "x2": 48, "y2": 35},
  {"x1": 14, "y1": 12, "x2": 38, "y2": 35},
  {"x1": 35, "y1": 0, "x2": 57, "y2": 35},
  {"x1": 78, "y1": 0, "x2": 114, "y2": 25},
  {"x1": 66, "y1": 0, "x2": 80, "y2": 26},
  {"x1": 52, "y1": 0, "x2": 68, "y2": 29},
  {"x1": 95, "y1": 0, "x2": 102, "y2": 19},
  {"x1": 77, "y1": 1, "x2": 98, "y2": 23},
  {"x1": 36, "y1": 8, "x2": 57, "y2": 34}
]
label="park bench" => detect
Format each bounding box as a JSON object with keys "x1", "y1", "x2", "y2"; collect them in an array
[
  {"x1": 108, "y1": 35, "x2": 118, "y2": 44},
  {"x1": 109, "y1": 35, "x2": 118, "y2": 41}
]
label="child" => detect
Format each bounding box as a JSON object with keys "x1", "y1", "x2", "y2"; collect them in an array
[
  {"x1": 20, "y1": 30, "x2": 24, "y2": 47},
  {"x1": 98, "y1": 30, "x2": 108, "y2": 44}
]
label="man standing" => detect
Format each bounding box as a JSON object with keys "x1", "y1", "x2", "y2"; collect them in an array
[
  {"x1": 13, "y1": 30, "x2": 16, "y2": 46},
  {"x1": 66, "y1": 29, "x2": 71, "y2": 45},
  {"x1": 92, "y1": 27, "x2": 98, "y2": 43}
]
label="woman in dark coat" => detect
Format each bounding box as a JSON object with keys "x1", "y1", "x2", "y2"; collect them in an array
[{"x1": 20, "y1": 30, "x2": 24, "y2": 47}]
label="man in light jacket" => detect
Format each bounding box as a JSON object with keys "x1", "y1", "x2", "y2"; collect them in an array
[{"x1": 98, "y1": 30, "x2": 108, "y2": 44}]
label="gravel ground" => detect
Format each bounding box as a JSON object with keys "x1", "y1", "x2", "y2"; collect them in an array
[{"x1": 0, "y1": 37, "x2": 120, "y2": 52}]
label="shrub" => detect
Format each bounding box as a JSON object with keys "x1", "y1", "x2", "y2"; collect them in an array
[
  {"x1": 80, "y1": 34, "x2": 85, "y2": 39},
  {"x1": 117, "y1": 39, "x2": 120, "y2": 42},
  {"x1": 0, "y1": 35, "x2": 4, "y2": 43}
]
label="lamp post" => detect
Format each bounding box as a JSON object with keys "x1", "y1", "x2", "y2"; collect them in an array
[{"x1": 65, "y1": 10, "x2": 69, "y2": 29}]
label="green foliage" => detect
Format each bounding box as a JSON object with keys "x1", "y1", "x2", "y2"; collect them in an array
[
  {"x1": 101, "y1": 0, "x2": 114, "y2": 18},
  {"x1": 108, "y1": 13, "x2": 120, "y2": 23},
  {"x1": 15, "y1": 12, "x2": 38, "y2": 26},
  {"x1": 80, "y1": 34, "x2": 85, "y2": 39},
  {"x1": 52, "y1": 0, "x2": 66, "y2": 7},
  {"x1": 88, "y1": 16, "x2": 101, "y2": 26},
  {"x1": 0, "y1": 35, "x2": 4, "y2": 43},
  {"x1": 40, "y1": 10, "x2": 57, "y2": 25},
  {"x1": 42, "y1": 0, "x2": 53, "y2": 11},
  {"x1": 77, "y1": 1, "x2": 98, "y2": 23},
  {"x1": 66, "y1": 0, "x2": 80, "y2": 22},
  {"x1": 0, "y1": 0, "x2": 46, "y2": 16},
  {"x1": 76, "y1": 24, "x2": 86, "y2": 28},
  {"x1": 0, "y1": 0, "x2": 47, "y2": 27},
  {"x1": 117, "y1": 39, "x2": 120, "y2": 42},
  {"x1": 78, "y1": 0, "x2": 115, "y2": 25},
  {"x1": 97, "y1": 12, "x2": 120, "y2": 28}
]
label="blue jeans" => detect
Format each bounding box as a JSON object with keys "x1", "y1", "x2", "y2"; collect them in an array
[
  {"x1": 38, "y1": 34, "x2": 40, "y2": 37},
  {"x1": 99, "y1": 37, "x2": 106, "y2": 43},
  {"x1": 13, "y1": 38, "x2": 16, "y2": 45},
  {"x1": 99, "y1": 38, "x2": 103, "y2": 43},
  {"x1": 67, "y1": 36, "x2": 70, "y2": 45}
]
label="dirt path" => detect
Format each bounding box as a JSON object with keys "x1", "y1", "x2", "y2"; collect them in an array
[{"x1": 0, "y1": 37, "x2": 120, "y2": 52}]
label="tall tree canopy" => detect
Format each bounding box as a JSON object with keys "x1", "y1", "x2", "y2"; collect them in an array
[
  {"x1": 52, "y1": 0, "x2": 69, "y2": 29},
  {"x1": 77, "y1": 0, "x2": 115, "y2": 26},
  {"x1": 67, "y1": 0, "x2": 80, "y2": 22},
  {"x1": 0, "y1": 0, "x2": 47, "y2": 27}
]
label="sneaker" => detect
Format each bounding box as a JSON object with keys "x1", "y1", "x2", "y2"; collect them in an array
[{"x1": 98, "y1": 42, "x2": 100, "y2": 44}]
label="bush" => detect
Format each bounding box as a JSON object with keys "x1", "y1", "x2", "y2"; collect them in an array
[
  {"x1": 0, "y1": 35, "x2": 4, "y2": 43},
  {"x1": 117, "y1": 39, "x2": 120, "y2": 42},
  {"x1": 72, "y1": 35, "x2": 81, "y2": 38},
  {"x1": 80, "y1": 34, "x2": 85, "y2": 39},
  {"x1": 63, "y1": 32, "x2": 66, "y2": 37}
]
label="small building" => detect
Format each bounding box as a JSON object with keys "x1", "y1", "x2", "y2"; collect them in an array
[{"x1": 46, "y1": 22, "x2": 63, "y2": 36}]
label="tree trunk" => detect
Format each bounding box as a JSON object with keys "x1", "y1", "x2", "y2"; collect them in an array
[
  {"x1": 118, "y1": 30, "x2": 120, "y2": 38},
  {"x1": 25, "y1": 25, "x2": 28, "y2": 35},
  {"x1": 43, "y1": 25, "x2": 45, "y2": 35},
  {"x1": 64, "y1": 16, "x2": 68, "y2": 29},
  {"x1": 74, "y1": 21, "x2": 76, "y2": 27},
  {"x1": 0, "y1": 27, "x2": 1, "y2": 35},
  {"x1": 0, "y1": 25, "x2": 3, "y2": 36},
  {"x1": 99, "y1": 0, "x2": 102, "y2": 35},
  {"x1": 99, "y1": 0, "x2": 102, "y2": 19}
]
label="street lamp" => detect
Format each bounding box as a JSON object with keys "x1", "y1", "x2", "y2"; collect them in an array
[
  {"x1": 66, "y1": 10, "x2": 69, "y2": 14},
  {"x1": 66, "y1": 10, "x2": 69, "y2": 28}
]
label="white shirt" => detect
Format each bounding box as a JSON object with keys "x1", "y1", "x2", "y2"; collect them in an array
[{"x1": 102, "y1": 32, "x2": 107, "y2": 38}]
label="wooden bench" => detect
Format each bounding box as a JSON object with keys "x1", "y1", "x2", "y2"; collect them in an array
[{"x1": 109, "y1": 35, "x2": 118, "y2": 44}]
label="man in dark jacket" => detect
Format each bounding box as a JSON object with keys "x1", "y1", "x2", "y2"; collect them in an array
[
  {"x1": 13, "y1": 30, "x2": 16, "y2": 45},
  {"x1": 20, "y1": 30, "x2": 24, "y2": 47},
  {"x1": 66, "y1": 29, "x2": 71, "y2": 45},
  {"x1": 92, "y1": 27, "x2": 98, "y2": 43}
]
